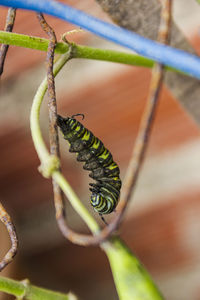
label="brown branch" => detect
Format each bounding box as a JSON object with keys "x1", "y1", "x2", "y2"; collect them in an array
[
  {"x1": 120, "y1": 0, "x2": 172, "y2": 211},
  {"x1": 0, "y1": 8, "x2": 18, "y2": 272},
  {"x1": 0, "y1": 8, "x2": 16, "y2": 76},
  {"x1": 92, "y1": 0, "x2": 173, "y2": 240},
  {"x1": 36, "y1": 14, "x2": 104, "y2": 246},
  {"x1": 0, "y1": 202, "x2": 18, "y2": 271}
]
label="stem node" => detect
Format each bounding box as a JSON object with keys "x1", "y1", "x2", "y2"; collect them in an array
[{"x1": 38, "y1": 155, "x2": 60, "y2": 178}]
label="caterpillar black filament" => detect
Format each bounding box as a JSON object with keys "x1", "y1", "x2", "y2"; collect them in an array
[{"x1": 57, "y1": 114, "x2": 121, "y2": 216}]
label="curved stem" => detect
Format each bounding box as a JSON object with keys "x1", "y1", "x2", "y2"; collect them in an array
[{"x1": 30, "y1": 52, "x2": 100, "y2": 234}]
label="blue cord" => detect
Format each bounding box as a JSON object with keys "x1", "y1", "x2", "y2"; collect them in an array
[{"x1": 1, "y1": 0, "x2": 200, "y2": 78}]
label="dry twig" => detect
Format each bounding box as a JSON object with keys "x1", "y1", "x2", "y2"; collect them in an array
[
  {"x1": 0, "y1": 202, "x2": 18, "y2": 271},
  {"x1": 94, "y1": 0, "x2": 172, "y2": 238},
  {"x1": 0, "y1": 8, "x2": 18, "y2": 271},
  {"x1": 0, "y1": 8, "x2": 16, "y2": 76},
  {"x1": 37, "y1": 14, "x2": 103, "y2": 246}
]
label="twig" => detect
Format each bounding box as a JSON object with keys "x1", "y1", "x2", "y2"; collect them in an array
[
  {"x1": 96, "y1": 0, "x2": 173, "y2": 238},
  {"x1": 119, "y1": 0, "x2": 172, "y2": 214},
  {"x1": 30, "y1": 52, "x2": 100, "y2": 233},
  {"x1": 0, "y1": 8, "x2": 16, "y2": 76},
  {"x1": 0, "y1": 202, "x2": 18, "y2": 272},
  {"x1": 36, "y1": 14, "x2": 102, "y2": 246},
  {"x1": 0, "y1": 7, "x2": 18, "y2": 273}
]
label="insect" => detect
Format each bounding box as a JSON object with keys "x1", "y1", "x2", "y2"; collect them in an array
[{"x1": 57, "y1": 114, "x2": 121, "y2": 220}]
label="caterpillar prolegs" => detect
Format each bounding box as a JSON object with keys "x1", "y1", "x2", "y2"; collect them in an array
[{"x1": 57, "y1": 114, "x2": 121, "y2": 219}]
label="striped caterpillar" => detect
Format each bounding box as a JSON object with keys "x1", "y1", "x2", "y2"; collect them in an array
[{"x1": 57, "y1": 114, "x2": 121, "y2": 217}]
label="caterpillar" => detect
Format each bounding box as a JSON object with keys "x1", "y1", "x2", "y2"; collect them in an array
[{"x1": 57, "y1": 114, "x2": 121, "y2": 217}]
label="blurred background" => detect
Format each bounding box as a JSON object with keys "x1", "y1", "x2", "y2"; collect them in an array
[{"x1": 1, "y1": 0, "x2": 200, "y2": 299}]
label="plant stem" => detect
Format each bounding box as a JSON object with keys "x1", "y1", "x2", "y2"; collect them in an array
[
  {"x1": 0, "y1": 30, "x2": 67, "y2": 53},
  {"x1": 0, "y1": 30, "x2": 179, "y2": 72},
  {"x1": 0, "y1": 276, "x2": 76, "y2": 300},
  {"x1": 30, "y1": 52, "x2": 100, "y2": 234}
]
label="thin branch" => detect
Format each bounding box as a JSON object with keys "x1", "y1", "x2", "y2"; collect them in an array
[
  {"x1": 0, "y1": 202, "x2": 18, "y2": 272},
  {"x1": 0, "y1": 8, "x2": 16, "y2": 76},
  {"x1": 95, "y1": 0, "x2": 173, "y2": 239},
  {"x1": 118, "y1": 0, "x2": 172, "y2": 214},
  {"x1": 30, "y1": 52, "x2": 100, "y2": 235},
  {"x1": 0, "y1": 8, "x2": 18, "y2": 272},
  {"x1": 36, "y1": 14, "x2": 102, "y2": 246}
]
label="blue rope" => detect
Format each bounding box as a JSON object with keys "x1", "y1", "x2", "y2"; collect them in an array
[{"x1": 1, "y1": 0, "x2": 200, "y2": 78}]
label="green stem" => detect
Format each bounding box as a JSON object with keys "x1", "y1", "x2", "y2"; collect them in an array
[
  {"x1": 0, "y1": 30, "x2": 68, "y2": 53},
  {"x1": 0, "y1": 30, "x2": 179, "y2": 72},
  {"x1": 72, "y1": 44, "x2": 154, "y2": 67},
  {"x1": 0, "y1": 276, "x2": 76, "y2": 300},
  {"x1": 30, "y1": 51, "x2": 100, "y2": 234}
]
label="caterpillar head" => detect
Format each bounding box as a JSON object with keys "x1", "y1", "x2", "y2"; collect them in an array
[
  {"x1": 57, "y1": 115, "x2": 71, "y2": 135},
  {"x1": 57, "y1": 114, "x2": 85, "y2": 136}
]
